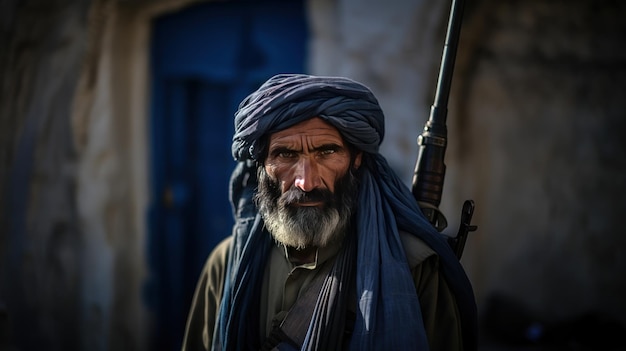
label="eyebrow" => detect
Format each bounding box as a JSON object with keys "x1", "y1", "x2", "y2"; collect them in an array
[
  {"x1": 268, "y1": 143, "x2": 343, "y2": 155},
  {"x1": 269, "y1": 146, "x2": 296, "y2": 155},
  {"x1": 311, "y1": 143, "x2": 343, "y2": 152}
]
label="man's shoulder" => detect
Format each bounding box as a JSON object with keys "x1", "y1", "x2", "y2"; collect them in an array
[
  {"x1": 212, "y1": 236, "x2": 233, "y2": 254},
  {"x1": 398, "y1": 230, "x2": 437, "y2": 268},
  {"x1": 205, "y1": 236, "x2": 232, "y2": 274}
]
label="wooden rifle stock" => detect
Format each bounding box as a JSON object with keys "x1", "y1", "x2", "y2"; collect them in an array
[{"x1": 411, "y1": 0, "x2": 476, "y2": 258}]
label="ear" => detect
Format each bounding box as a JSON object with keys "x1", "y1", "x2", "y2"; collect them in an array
[{"x1": 353, "y1": 152, "x2": 363, "y2": 170}]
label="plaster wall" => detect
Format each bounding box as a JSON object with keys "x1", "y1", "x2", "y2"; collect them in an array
[{"x1": 449, "y1": 0, "x2": 626, "y2": 325}]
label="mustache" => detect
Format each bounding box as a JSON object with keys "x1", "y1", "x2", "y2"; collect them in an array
[{"x1": 278, "y1": 186, "x2": 334, "y2": 207}]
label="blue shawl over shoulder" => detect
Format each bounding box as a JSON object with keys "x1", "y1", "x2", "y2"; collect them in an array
[{"x1": 214, "y1": 74, "x2": 477, "y2": 351}]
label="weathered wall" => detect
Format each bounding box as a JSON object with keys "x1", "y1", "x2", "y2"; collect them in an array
[
  {"x1": 1, "y1": 0, "x2": 150, "y2": 350},
  {"x1": 72, "y1": 0, "x2": 150, "y2": 350},
  {"x1": 0, "y1": 1, "x2": 91, "y2": 350},
  {"x1": 448, "y1": 0, "x2": 626, "y2": 329}
]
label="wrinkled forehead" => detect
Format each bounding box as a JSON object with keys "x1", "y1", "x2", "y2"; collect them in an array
[{"x1": 267, "y1": 117, "x2": 344, "y2": 145}]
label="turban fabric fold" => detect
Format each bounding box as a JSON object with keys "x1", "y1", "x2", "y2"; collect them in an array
[{"x1": 215, "y1": 74, "x2": 477, "y2": 350}]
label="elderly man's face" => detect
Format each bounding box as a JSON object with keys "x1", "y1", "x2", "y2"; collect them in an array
[
  {"x1": 265, "y1": 117, "x2": 360, "y2": 195},
  {"x1": 256, "y1": 117, "x2": 362, "y2": 249}
]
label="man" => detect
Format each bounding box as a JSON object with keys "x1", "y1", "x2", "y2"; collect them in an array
[{"x1": 182, "y1": 74, "x2": 477, "y2": 351}]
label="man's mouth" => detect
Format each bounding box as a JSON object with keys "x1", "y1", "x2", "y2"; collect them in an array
[
  {"x1": 281, "y1": 187, "x2": 331, "y2": 208},
  {"x1": 293, "y1": 201, "x2": 324, "y2": 207}
]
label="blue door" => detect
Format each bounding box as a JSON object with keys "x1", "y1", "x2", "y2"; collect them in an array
[{"x1": 147, "y1": 1, "x2": 308, "y2": 349}]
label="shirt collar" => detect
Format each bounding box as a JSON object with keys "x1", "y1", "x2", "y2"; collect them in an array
[{"x1": 282, "y1": 240, "x2": 342, "y2": 270}]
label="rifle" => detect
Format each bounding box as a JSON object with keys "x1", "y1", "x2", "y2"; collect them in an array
[{"x1": 411, "y1": 0, "x2": 477, "y2": 259}]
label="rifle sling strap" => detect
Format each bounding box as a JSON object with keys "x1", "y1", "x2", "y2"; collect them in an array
[{"x1": 260, "y1": 258, "x2": 334, "y2": 351}]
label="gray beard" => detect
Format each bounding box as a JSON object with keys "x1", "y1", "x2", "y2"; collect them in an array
[
  {"x1": 255, "y1": 167, "x2": 358, "y2": 250},
  {"x1": 262, "y1": 200, "x2": 343, "y2": 249}
]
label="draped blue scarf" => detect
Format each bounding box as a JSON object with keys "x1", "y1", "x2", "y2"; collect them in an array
[{"x1": 214, "y1": 74, "x2": 477, "y2": 350}]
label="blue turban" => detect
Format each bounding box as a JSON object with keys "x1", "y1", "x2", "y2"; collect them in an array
[
  {"x1": 215, "y1": 74, "x2": 477, "y2": 350},
  {"x1": 232, "y1": 74, "x2": 385, "y2": 160}
]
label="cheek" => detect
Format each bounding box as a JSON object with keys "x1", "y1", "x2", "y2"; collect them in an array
[
  {"x1": 265, "y1": 164, "x2": 291, "y2": 193},
  {"x1": 320, "y1": 162, "x2": 350, "y2": 192}
]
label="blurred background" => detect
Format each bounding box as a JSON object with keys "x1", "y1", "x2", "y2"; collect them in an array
[{"x1": 1, "y1": 0, "x2": 625, "y2": 350}]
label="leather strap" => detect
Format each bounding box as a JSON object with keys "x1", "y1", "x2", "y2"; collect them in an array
[{"x1": 260, "y1": 258, "x2": 333, "y2": 351}]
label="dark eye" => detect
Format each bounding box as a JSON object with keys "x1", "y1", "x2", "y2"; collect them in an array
[
  {"x1": 277, "y1": 150, "x2": 297, "y2": 158},
  {"x1": 318, "y1": 144, "x2": 342, "y2": 157},
  {"x1": 272, "y1": 148, "x2": 297, "y2": 158}
]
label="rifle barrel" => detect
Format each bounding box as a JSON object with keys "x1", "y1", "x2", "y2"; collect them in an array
[
  {"x1": 412, "y1": 0, "x2": 465, "y2": 231},
  {"x1": 432, "y1": 0, "x2": 465, "y2": 122}
]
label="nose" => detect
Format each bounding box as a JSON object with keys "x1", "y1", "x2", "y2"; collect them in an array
[{"x1": 294, "y1": 157, "x2": 321, "y2": 192}]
